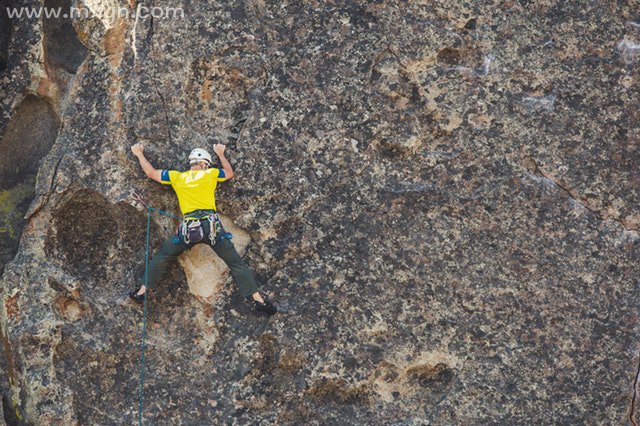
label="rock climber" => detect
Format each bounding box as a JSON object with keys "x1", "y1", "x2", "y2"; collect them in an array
[{"x1": 128, "y1": 142, "x2": 277, "y2": 315}]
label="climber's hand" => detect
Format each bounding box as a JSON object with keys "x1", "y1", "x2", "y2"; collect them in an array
[
  {"x1": 213, "y1": 144, "x2": 226, "y2": 157},
  {"x1": 214, "y1": 143, "x2": 234, "y2": 179},
  {"x1": 131, "y1": 143, "x2": 144, "y2": 157}
]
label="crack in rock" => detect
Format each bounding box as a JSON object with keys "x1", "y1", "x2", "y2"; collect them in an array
[
  {"x1": 531, "y1": 164, "x2": 639, "y2": 234},
  {"x1": 147, "y1": 8, "x2": 173, "y2": 144},
  {"x1": 631, "y1": 353, "x2": 640, "y2": 426}
]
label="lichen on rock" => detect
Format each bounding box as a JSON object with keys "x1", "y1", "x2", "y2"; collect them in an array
[{"x1": 1, "y1": 0, "x2": 640, "y2": 424}]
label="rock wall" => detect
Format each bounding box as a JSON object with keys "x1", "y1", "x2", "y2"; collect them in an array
[{"x1": 1, "y1": 0, "x2": 640, "y2": 424}]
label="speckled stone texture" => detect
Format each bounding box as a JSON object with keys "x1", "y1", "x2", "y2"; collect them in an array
[{"x1": 1, "y1": 0, "x2": 640, "y2": 424}]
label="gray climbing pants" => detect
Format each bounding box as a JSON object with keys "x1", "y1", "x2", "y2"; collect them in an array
[{"x1": 145, "y1": 218, "x2": 259, "y2": 298}]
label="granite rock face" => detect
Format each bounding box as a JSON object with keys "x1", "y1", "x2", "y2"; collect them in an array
[{"x1": 1, "y1": 0, "x2": 640, "y2": 424}]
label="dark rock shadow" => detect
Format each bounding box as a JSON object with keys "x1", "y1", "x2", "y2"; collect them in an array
[
  {"x1": 42, "y1": 0, "x2": 88, "y2": 75},
  {"x1": 0, "y1": 95, "x2": 59, "y2": 273},
  {"x1": 0, "y1": 1, "x2": 14, "y2": 73}
]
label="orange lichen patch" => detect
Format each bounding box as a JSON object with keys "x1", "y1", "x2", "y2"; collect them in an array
[
  {"x1": 201, "y1": 79, "x2": 213, "y2": 102},
  {"x1": 306, "y1": 377, "x2": 373, "y2": 403},
  {"x1": 107, "y1": 52, "x2": 124, "y2": 69},
  {"x1": 202, "y1": 303, "x2": 214, "y2": 317},
  {"x1": 5, "y1": 292, "x2": 19, "y2": 320},
  {"x1": 65, "y1": 2, "x2": 92, "y2": 50},
  {"x1": 406, "y1": 362, "x2": 452, "y2": 383},
  {"x1": 0, "y1": 325, "x2": 17, "y2": 384},
  {"x1": 108, "y1": 81, "x2": 120, "y2": 95},
  {"x1": 277, "y1": 351, "x2": 306, "y2": 374},
  {"x1": 111, "y1": 98, "x2": 123, "y2": 120},
  {"x1": 370, "y1": 350, "x2": 460, "y2": 401},
  {"x1": 75, "y1": 29, "x2": 90, "y2": 45},
  {"x1": 104, "y1": 18, "x2": 127, "y2": 57},
  {"x1": 226, "y1": 68, "x2": 246, "y2": 86},
  {"x1": 54, "y1": 294, "x2": 84, "y2": 321}
]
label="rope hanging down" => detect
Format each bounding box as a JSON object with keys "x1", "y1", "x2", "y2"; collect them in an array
[{"x1": 136, "y1": 203, "x2": 181, "y2": 425}]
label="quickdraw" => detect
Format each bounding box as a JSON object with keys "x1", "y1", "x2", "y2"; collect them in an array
[{"x1": 207, "y1": 213, "x2": 223, "y2": 242}]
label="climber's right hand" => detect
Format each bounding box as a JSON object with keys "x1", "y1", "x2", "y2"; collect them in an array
[
  {"x1": 213, "y1": 143, "x2": 226, "y2": 157},
  {"x1": 131, "y1": 143, "x2": 144, "y2": 157}
]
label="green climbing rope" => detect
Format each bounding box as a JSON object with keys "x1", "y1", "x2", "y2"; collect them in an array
[
  {"x1": 148, "y1": 207, "x2": 182, "y2": 221},
  {"x1": 137, "y1": 206, "x2": 181, "y2": 425}
]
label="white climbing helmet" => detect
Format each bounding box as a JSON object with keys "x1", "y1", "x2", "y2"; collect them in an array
[{"x1": 188, "y1": 148, "x2": 212, "y2": 165}]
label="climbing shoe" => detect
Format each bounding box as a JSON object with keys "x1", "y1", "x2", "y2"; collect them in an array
[
  {"x1": 254, "y1": 298, "x2": 277, "y2": 316},
  {"x1": 128, "y1": 288, "x2": 145, "y2": 305}
]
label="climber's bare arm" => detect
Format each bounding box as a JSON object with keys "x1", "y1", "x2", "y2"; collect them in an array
[
  {"x1": 213, "y1": 143, "x2": 234, "y2": 180},
  {"x1": 131, "y1": 143, "x2": 162, "y2": 183}
]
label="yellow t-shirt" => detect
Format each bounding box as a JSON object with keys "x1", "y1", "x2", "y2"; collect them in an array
[{"x1": 160, "y1": 168, "x2": 227, "y2": 215}]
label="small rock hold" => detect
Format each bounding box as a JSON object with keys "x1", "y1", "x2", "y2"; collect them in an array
[{"x1": 464, "y1": 18, "x2": 477, "y2": 30}]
